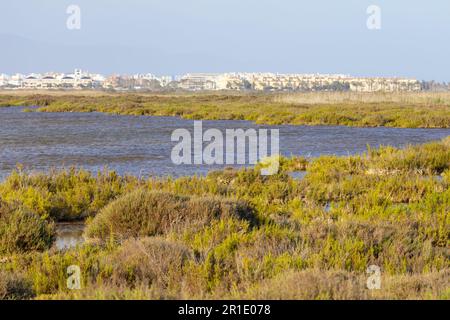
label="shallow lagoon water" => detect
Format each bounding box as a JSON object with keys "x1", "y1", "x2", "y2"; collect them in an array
[{"x1": 1, "y1": 107, "x2": 449, "y2": 180}]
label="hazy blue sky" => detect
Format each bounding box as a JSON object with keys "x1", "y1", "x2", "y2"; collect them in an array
[{"x1": 0, "y1": 0, "x2": 449, "y2": 80}]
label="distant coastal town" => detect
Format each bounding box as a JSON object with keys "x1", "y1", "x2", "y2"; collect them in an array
[{"x1": 0, "y1": 70, "x2": 448, "y2": 92}]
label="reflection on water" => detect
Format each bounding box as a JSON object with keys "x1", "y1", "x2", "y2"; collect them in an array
[
  {"x1": 55, "y1": 222, "x2": 85, "y2": 250},
  {"x1": 0, "y1": 106, "x2": 449, "y2": 179}
]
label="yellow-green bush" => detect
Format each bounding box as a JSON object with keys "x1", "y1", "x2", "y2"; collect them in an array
[
  {"x1": 2, "y1": 92, "x2": 449, "y2": 128},
  {"x1": 0, "y1": 168, "x2": 140, "y2": 221},
  {"x1": 85, "y1": 189, "x2": 257, "y2": 243},
  {"x1": 0, "y1": 137, "x2": 449, "y2": 300},
  {"x1": 0, "y1": 202, "x2": 55, "y2": 254}
]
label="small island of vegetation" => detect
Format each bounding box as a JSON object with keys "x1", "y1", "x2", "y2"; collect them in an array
[{"x1": 0, "y1": 91, "x2": 449, "y2": 128}]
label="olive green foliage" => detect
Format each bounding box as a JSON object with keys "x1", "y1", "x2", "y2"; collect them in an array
[
  {"x1": 1, "y1": 92, "x2": 449, "y2": 128},
  {"x1": 86, "y1": 189, "x2": 257, "y2": 243},
  {"x1": 0, "y1": 202, "x2": 55, "y2": 254},
  {"x1": 0, "y1": 137, "x2": 449, "y2": 299}
]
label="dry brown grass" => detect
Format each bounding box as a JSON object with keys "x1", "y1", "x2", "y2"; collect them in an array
[
  {"x1": 0, "y1": 271, "x2": 35, "y2": 300},
  {"x1": 103, "y1": 237, "x2": 191, "y2": 288},
  {"x1": 4, "y1": 90, "x2": 450, "y2": 105},
  {"x1": 273, "y1": 91, "x2": 450, "y2": 105},
  {"x1": 232, "y1": 269, "x2": 450, "y2": 300}
]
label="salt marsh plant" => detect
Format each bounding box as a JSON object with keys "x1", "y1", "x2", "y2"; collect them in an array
[
  {"x1": 0, "y1": 202, "x2": 55, "y2": 254},
  {"x1": 85, "y1": 189, "x2": 257, "y2": 243},
  {"x1": 0, "y1": 137, "x2": 448, "y2": 299}
]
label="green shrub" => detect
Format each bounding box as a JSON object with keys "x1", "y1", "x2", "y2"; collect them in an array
[
  {"x1": 0, "y1": 136, "x2": 448, "y2": 300},
  {"x1": 0, "y1": 168, "x2": 140, "y2": 221},
  {"x1": 0, "y1": 203, "x2": 55, "y2": 254},
  {"x1": 85, "y1": 189, "x2": 257, "y2": 243},
  {"x1": 367, "y1": 139, "x2": 450, "y2": 174}
]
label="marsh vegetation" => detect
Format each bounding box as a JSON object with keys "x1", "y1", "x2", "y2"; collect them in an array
[
  {"x1": 0, "y1": 137, "x2": 448, "y2": 299},
  {"x1": 1, "y1": 91, "x2": 449, "y2": 128}
]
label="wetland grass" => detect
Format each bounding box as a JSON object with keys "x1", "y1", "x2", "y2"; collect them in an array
[{"x1": 0, "y1": 137, "x2": 448, "y2": 299}]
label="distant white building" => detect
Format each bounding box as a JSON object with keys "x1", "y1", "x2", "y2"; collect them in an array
[
  {"x1": 179, "y1": 73, "x2": 213, "y2": 90},
  {"x1": 9, "y1": 74, "x2": 24, "y2": 87},
  {"x1": 0, "y1": 70, "x2": 423, "y2": 92},
  {"x1": 22, "y1": 74, "x2": 41, "y2": 88},
  {"x1": 159, "y1": 75, "x2": 173, "y2": 86},
  {"x1": 0, "y1": 74, "x2": 9, "y2": 87},
  {"x1": 74, "y1": 69, "x2": 82, "y2": 79},
  {"x1": 16, "y1": 69, "x2": 96, "y2": 89},
  {"x1": 178, "y1": 73, "x2": 232, "y2": 90}
]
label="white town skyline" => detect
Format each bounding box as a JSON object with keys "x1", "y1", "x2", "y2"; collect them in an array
[{"x1": 0, "y1": 69, "x2": 426, "y2": 92}]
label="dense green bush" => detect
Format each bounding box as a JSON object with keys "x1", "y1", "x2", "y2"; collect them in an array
[
  {"x1": 0, "y1": 203, "x2": 55, "y2": 254},
  {"x1": 85, "y1": 189, "x2": 257, "y2": 243},
  {"x1": 366, "y1": 137, "x2": 450, "y2": 174},
  {"x1": 0, "y1": 168, "x2": 140, "y2": 221}
]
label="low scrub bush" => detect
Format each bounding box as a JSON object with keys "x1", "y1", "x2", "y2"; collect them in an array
[
  {"x1": 0, "y1": 168, "x2": 140, "y2": 221},
  {"x1": 0, "y1": 271, "x2": 35, "y2": 300},
  {"x1": 0, "y1": 202, "x2": 55, "y2": 254},
  {"x1": 85, "y1": 189, "x2": 257, "y2": 243},
  {"x1": 102, "y1": 237, "x2": 190, "y2": 288}
]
